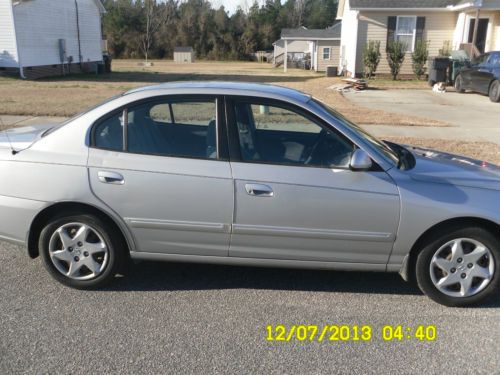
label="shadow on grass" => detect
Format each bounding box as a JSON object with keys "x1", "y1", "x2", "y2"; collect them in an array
[{"x1": 38, "y1": 70, "x2": 318, "y2": 85}]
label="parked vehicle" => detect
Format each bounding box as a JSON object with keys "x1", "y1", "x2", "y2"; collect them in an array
[
  {"x1": 455, "y1": 51, "x2": 500, "y2": 102},
  {"x1": 0, "y1": 82, "x2": 499, "y2": 306}
]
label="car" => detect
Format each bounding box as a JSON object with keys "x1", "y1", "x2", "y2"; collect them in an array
[
  {"x1": 0, "y1": 82, "x2": 499, "y2": 307},
  {"x1": 455, "y1": 51, "x2": 500, "y2": 102}
]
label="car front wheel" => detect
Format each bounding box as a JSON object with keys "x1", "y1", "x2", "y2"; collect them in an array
[
  {"x1": 39, "y1": 214, "x2": 123, "y2": 289},
  {"x1": 415, "y1": 226, "x2": 499, "y2": 307},
  {"x1": 489, "y1": 80, "x2": 500, "y2": 102},
  {"x1": 454, "y1": 75, "x2": 465, "y2": 93}
]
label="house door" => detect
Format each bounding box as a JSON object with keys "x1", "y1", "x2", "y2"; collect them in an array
[{"x1": 468, "y1": 18, "x2": 489, "y2": 53}]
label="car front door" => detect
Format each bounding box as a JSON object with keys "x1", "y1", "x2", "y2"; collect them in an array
[
  {"x1": 470, "y1": 54, "x2": 493, "y2": 93},
  {"x1": 88, "y1": 95, "x2": 233, "y2": 256},
  {"x1": 226, "y1": 98, "x2": 400, "y2": 264}
]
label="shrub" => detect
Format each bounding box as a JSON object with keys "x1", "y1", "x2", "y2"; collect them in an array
[
  {"x1": 362, "y1": 41, "x2": 381, "y2": 79},
  {"x1": 387, "y1": 40, "x2": 407, "y2": 80},
  {"x1": 439, "y1": 40, "x2": 452, "y2": 57},
  {"x1": 412, "y1": 40, "x2": 429, "y2": 80}
]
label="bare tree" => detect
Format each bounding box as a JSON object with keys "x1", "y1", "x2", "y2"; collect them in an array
[
  {"x1": 140, "y1": 0, "x2": 176, "y2": 63},
  {"x1": 294, "y1": 0, "x2": 306, "y2": 27}
]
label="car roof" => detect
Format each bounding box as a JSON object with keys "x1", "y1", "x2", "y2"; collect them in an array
[{"x1": 124, "y1": 81, "x2": 312, "y2": 103}]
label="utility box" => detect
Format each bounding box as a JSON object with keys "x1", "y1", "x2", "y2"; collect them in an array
[{"x1": 58, "y1": 39, "x2": 67, "y2": 63}]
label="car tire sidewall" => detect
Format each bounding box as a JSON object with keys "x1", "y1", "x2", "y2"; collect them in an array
[
  {"x1": 489, "y1": 80, "x2": 500, "y2": 102},
  {"x1": 415, "y1": 227, "x2": 499, "y2": 307},
  {"x1": 39, "y1": 214, "x2": 121, "y2": 289},
  {"x1": 455, "y1": 75, "x2": 465, "y2": 93}
]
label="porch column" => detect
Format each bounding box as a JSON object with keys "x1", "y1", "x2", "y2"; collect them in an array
[
  {"x1": 472, "y1": 7, "x2": 481, "y2": 51},
  {"x1": 452, "y1": 12, "x2": 466, "y2": 50}
]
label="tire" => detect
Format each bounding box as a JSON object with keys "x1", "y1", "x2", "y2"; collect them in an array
[
  {"x1": 39, "y1": 213, "x2": 124, "y2": 289},
  {"x1": 454, "y1": 75, "x2": 465, "y2": 93},
  {"x1": 489, "y1": 80, "x2": 500, "y2": 103},
  {"x1": 415, "y1": 226, "x2": 499, "y2": 307}
]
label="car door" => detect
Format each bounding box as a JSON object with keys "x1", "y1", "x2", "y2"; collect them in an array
[
  {"x1": 470, "y1": 54, "x2": 493, "y2": 93},
  {"x1": 226, "y1": 97, "x2": 400, "y2": 264},
  {"x1": 88, "y1": 95, "x2": 233, "y2": 256}
]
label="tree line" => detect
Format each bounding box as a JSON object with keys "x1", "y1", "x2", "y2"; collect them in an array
[{"x1": 102, "y1": 0, "x2": 339, "y2": 60}]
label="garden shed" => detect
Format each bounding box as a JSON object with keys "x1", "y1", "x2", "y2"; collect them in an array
[{"x1": 174, "y1": 47, "x2": 194, "y2": 63}]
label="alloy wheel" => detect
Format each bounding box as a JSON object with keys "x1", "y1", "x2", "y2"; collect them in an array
[
  {"x1": 429, "y1": 238, "x2": 494, "y2": 297},
  {"x1": 48, "y1": 222, "x2": 109, "y2": 280}
]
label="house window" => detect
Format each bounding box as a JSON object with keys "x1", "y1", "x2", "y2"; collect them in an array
[
  {"x1": 323, "y1": 47, "x2": 331, "y2": 60},
  {"x1": 395, "y1": 16, "x2": 417, "y2": 52}
]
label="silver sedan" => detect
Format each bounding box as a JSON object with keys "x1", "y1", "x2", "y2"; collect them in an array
[{"x1": 0, "y1": 82, "x2": 498, "y2": 306}]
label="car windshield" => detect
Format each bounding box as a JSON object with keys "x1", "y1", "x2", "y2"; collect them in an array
[{"x1": 311, "y1": 98, "x2": 400, "y2": 165}]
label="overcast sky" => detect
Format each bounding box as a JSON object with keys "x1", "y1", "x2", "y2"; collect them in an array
[{"x1": 210, "y1": 0, "x2": 264, "y2": 14}]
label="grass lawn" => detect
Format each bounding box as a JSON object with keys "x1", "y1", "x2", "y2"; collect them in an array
[{"x1": 0, "y1": 60, "x2": 445, "y2": 126}]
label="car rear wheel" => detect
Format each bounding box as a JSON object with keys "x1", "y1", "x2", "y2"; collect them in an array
[
  {"x1": 39, "y1": 214, "x2": 123, "y2": 289},
  {"x1": 415, "y1": 226, "x2": 499, "y2": 307},
  {"x1": 489, "y1": 80, "x2": 500, "y2": 102},
  {"x1": 454, "y1": 75, "x2": 465, "y2": 93}
]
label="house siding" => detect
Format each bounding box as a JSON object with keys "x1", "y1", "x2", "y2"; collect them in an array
[
  {"x1": 356, "y1": 11, "x2": 457, "y2": 76},
  {"x1": 0, "y1": 1, "x2": 18, "y2": 68},
  {"x1": 316, "y1": 40, "x2": 341, "y2": 72},
  {"x1": 13, "y1": 0, "x2": 103, "y2": 68}
]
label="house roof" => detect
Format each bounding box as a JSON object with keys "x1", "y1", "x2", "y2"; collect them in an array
[
  {"x1": 174, "y1": 47, "x2": 194, "y2": 53},
  {"x1": 349, "y1": 0, "x2": 461, "y2": 8},
  {"x1": 281, "y1": 22, "x2": 341, "y2": 40}
]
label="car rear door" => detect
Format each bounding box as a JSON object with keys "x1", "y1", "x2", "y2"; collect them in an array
[
  {"x1": 225, "y1": 97, "x2": 400, "y2": 264},
  {"x1": 88, "y1": 95, "x2": 233, "y2": 257}
]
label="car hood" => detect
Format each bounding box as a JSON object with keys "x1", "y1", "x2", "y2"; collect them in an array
[
  {"x1": 405, "y1": 145, "x2": 500, "y2": 191},
  {"x1": 0, "y1": 124, "x2": 55, "y2": 151}
]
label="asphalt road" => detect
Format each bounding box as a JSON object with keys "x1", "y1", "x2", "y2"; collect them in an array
[{"x1": 1, "y1": 242, "x2": 499, "y2": 374}]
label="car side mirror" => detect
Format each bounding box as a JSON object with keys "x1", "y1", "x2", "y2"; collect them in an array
[{"x1": 350, "y1": 149, "x2": 372, "y2": 171}]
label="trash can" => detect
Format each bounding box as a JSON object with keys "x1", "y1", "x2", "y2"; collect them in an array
[
  {"x1": 450, "y1": 50, "x2": 469, "y2": 83},
  {"x1": 103, "y1": 54, "x2": 112, "y2": 73},
  {"x1": 428, "y1": 57, "x2": 451, "y2": 86}
]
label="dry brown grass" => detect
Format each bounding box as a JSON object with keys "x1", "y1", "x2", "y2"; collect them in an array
[
  {"x1": 384, "y1": 136, "x2": 500, "y2": 165},
  {"x1": 0, "y1": 60, "x2": 446, "y2": 126}
]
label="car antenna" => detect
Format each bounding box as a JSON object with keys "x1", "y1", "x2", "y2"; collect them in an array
[{"x1": 0, "y1": 117, "x2": 18, "y2": 155}]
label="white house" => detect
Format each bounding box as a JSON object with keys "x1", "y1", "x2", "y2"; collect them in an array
[
  {"x1": 0, "y1": 0, "x2": 106, "y2": 79},
  {"x1": 273, "y1": 23, "x2": 342, "y2": 72},
  {"x1": 337, "y1": 0, "x2": 500, "y2": 77}
]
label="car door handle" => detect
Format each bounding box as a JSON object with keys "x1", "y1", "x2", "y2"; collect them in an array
[
  {"x1": 245, "y1": 183, "x2": 274, "y2": 197},
  {"x1": 98, "y1": 171, "x2": 124, "y2": 185}
]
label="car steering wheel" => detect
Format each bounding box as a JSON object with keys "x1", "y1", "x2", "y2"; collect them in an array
[
  {"x1": 304, "y1": 129, "x2": 329, "y2": 165},
  {"x1": 305, "y1": 129, "x2": 352, "y2": 167}
]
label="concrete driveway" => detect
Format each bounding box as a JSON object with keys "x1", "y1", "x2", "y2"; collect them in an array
[{"x1": 344, "y1": 89, "x2": 500, "y2": 145}]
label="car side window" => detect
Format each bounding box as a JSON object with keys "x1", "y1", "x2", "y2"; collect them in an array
[
  {"x1": 94, "y1": 112, "x2": 124, "y2": 151},
  {"x1": 233, "y1": 101, "x2": 354, "y2": 168},
  {"x1": 127, "y1": 99, "x2": 217, "y2": 159},
  {"x1": 491, "y1": 53, "x2": 500, "y2": 66}
]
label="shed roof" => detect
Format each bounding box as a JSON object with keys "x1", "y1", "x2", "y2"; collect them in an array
[{"x1": 174, "y1": 47, "x2": 194, "y2": 53}]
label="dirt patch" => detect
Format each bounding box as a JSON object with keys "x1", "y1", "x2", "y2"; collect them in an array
[
  {"x1": 0, "y1": 61, "x2": 448, "y2": 127},
  {"x1": 384, "y1": 136, "x2": 500, "y2": 165}
]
